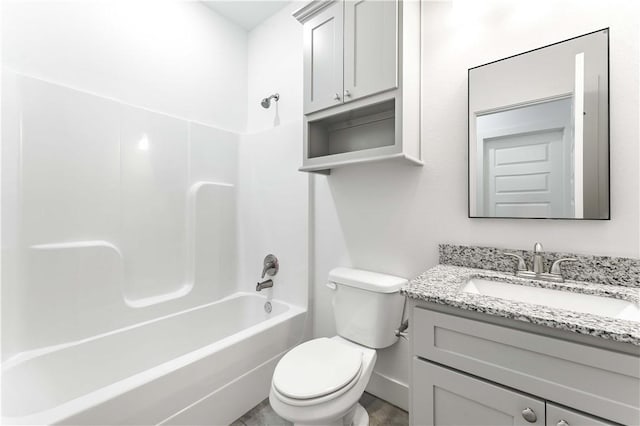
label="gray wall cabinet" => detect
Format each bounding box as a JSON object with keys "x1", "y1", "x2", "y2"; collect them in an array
[
  {"x1": 302, "y1": 2, "x2": 343, "y2": 114},
  {"x1": 409, "y1": 303, "x2": 639, "y2": 426},
  {"x1": 294, "y1": 0, "x2": 421, "y2": 174},
  {"x1": 343, "y1": 0, "x2": 398, "y2": 101}
]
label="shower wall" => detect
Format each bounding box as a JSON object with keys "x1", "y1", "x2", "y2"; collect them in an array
[
  {"x1": 237, "y1": 2, "x2": 308, "y2": 312},
  {"x1": 2, "y1": 72, "x2": 239, "y2": 358},
  {"x1": 1, "y1": 1, "x2": 248, "y2": 360}
]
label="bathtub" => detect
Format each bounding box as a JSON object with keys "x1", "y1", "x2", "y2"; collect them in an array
[{"x1": 1, "y1": 293, "x2": 306, "y2": 425}]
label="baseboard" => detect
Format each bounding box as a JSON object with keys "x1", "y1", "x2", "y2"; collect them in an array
[{"x1": 365, "y1": 370, "x2": 409, "y2": 412}]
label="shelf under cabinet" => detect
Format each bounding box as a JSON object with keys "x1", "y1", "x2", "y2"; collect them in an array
[
  {"x1": 300, "y1": 96, "x2": 422, "y2": 174},
  {"x1": 310, "y1": 99, "x2": 395, "y2": 154}
]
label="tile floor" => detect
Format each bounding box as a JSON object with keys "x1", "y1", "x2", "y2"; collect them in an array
[{"x1": 231, "y1": 392, "x2": 408, "y2": 426}]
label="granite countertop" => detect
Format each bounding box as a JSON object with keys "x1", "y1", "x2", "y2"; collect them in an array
[{"x1": 401, "y1": 264, "x2": 640, "y2": 345}]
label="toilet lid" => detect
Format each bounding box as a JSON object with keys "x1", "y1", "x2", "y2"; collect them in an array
[{"x1": 273, "y1": 338, "x2": 363, "y2": 400}]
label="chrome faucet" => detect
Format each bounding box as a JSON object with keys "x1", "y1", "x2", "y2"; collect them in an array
[
  {"x1": 532, "y1": 242, "x2": 545, "y2": 274},
  {"x1": 256, "y1": 279, "x2": 273, "y2": 292},
  {"x1": 262, "y1": 254, "x2": 279, "y2": 279},
  {"x1": 503, "y1": 242, "x2": 577, "y2": 283},
  {"x1": 256, "y1": 254, "x2": 278, "y2": 292}
]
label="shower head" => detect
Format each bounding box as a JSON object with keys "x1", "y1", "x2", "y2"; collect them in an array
[{"x1": 261, "y1": 93, "x2": 280, "y2": 109}]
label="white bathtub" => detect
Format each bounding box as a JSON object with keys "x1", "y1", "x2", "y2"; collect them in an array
[{"x1": 1, "y1": 293, "x2": 306, "y2": 425}]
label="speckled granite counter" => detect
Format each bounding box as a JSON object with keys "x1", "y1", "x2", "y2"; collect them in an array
[
  {"x1": 439, "y1": 244, "x2": 640, "y2": 287},
  {"x1": 402, "y1": 264, "x2": 640, "y2": 345}
]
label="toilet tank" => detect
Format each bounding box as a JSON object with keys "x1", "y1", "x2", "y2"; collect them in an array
[{"x1": 328, "y1": 267, "x2": 407, "y2": 349}]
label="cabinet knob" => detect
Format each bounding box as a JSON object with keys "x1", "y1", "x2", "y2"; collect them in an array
[
  {"x1": 522, "y1": 407, "x2": 537, "y2": 423},
  {"x1": 557, "y1": 421, "x2": 570, "y2": 426},
  {"x1": 333, "y1": 93, "x2": 341, "y2": 101},
  {"x1": 344, "y1": 89, "x2": 352, "y2": 98}
]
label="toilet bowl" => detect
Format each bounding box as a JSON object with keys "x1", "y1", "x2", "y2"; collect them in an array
[
  {"x1": 269, "y1": 268, "x2": 407, "y2": 426},
  {"x1": 269, "y1": 337, "x2": 376, "y2": 426}
]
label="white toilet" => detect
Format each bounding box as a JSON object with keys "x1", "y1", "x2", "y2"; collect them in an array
[{"x1": 269, "y1": 267, "x2": 407, "y2": 426}]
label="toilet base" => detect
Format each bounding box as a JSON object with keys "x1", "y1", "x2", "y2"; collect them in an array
[
  {"x1": 293, "y1": 403, "x2": 368, "y2": 426},
  {"x1": 346, "y1": 403, "x2": 369, "y2": 426}
]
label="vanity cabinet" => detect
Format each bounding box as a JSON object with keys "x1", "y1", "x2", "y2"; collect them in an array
[
  {"x1": 409, "y1": 305, "x2": 640, "y2": 426},
  {"x1": 546, "y1": 403, "x2": 616, "y2": 426},
  {"x1": 413, "y1": 360, "x2": 545, "y2": 425},
  {"x1": 413, "y1": 361, "x2": 615, "y2": 426},
  {"x1": 294, "y1": 0, "x2": 421, "y2": 174}
]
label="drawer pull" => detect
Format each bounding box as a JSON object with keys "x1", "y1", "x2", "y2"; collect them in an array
[
  {"x1": 557, "y1": 421, "x2": 570, "y2": 426},
  {"x1": 522, "y1": 407, "x2": 537, "y2": 423}
]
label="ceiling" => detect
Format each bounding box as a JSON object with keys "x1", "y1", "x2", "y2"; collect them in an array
[{"x1": 202, "y1": 1, "x2": 291, "y2": 31}]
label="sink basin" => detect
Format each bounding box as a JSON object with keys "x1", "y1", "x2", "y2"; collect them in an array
[{"x1": 462, "y1": 278, "x2": 640, "y2": 322}]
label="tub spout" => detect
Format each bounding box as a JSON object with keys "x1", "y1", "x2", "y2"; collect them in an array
[{"x1": 256, "y1": 279, "x2": 273, "y2": 292}]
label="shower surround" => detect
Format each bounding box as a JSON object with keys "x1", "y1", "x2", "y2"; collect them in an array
[
  {"x1": 1, "y1": 72, "x2": 306, "y2": 424},
  {"x1": 2, "y1": 72, "x2": 241, "y2": 354}
]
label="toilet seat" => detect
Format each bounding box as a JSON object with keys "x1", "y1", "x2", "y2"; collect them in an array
[{"x1": 272, "y1": 338, "x2": 363, "y2": 402}]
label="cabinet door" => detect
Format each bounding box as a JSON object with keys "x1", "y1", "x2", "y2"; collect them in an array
[
  {"x1": 412, "y1": 359, "x2": 545, "y2": 426},
  {"x1": 343, "y1": 0, "x2": 398, "y2": 102},
  {"x1": 546, "y1": 403, "x2": 617, "y2": 426},
  {"x1": 303, "y1": 2, "x2": 344, "y2": 114}
]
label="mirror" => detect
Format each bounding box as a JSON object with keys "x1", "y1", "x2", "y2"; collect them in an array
[{"x1": 468, "y1": 29, "x2": 609, "y2": 219}]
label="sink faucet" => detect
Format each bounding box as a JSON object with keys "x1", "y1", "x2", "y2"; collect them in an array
[
  {"x1": 532, "y1": 242, "x2": 544, "y2": 274},
  {"x1": 503, "y1": 242, "x2": 577, "y2": 283}
]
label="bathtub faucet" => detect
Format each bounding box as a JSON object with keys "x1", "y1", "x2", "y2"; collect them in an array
[
  {"x1": 261, "y1": 254, "x2": 279, "y2": 279},
  {"x1": 256, "y1": 279, "x2": 274, "y2": 292}
]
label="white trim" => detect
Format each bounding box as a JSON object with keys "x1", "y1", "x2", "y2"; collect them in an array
[
  {"x1": 292, "y1": 0, "x2": 336, "y2": 23},
  {"x1": 475, "y1": 93, "x2": 573, "y2": 117}
]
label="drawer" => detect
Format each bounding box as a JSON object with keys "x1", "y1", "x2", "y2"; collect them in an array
[
  {"x1": 547, "y1": 402, "x2": 618, "y2": 426},
  {"x1": 412, "y1": 308, "x2": 640, "y2": 425}
]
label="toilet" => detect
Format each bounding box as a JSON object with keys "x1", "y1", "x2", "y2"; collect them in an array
[{"x1": 269, "y1": 267, "x2": 407, "y2": 426}]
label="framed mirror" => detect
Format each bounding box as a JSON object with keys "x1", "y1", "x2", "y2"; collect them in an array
[{"x1": 468, "y1": 29, "x2": 609, "y2": 219}]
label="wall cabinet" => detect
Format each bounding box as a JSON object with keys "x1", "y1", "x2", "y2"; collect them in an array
[
  {"x1": 294, "y1": 0, "x2": 421, "y2": 174},
  {"x1": 303, "y1": 0, "x2": 398, "y2": 114},
  {"x1": 409, "y1": 305, "x2": 640, "y2": 426},
  {"x1": 302, "y1": 2, "x2": 343, "y2": 114},
  {"x1": 343, "y1": 0, "x2": 397, "y2": 102}
]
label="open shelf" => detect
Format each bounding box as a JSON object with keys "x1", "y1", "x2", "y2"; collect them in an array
[
  {"x1": 300, "y1": 93, "x2": 422, "y2": 174},
  {"x1": 308, "y1": 99, "x2": 395, "y2": 158}
]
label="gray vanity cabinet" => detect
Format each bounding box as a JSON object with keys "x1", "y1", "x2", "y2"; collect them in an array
[
  {"x1": 413, "y1": 360, "x2": 545, "y2": 425},
  {"x1": 409, "y1": 305, "x2": 639, "y2": 426},
  {"x1": 546, "y1": 403, "x2": 616, "y2": 426},
  {"x1": 413, "y1": 360, "x2": 617, "y2": 426}
]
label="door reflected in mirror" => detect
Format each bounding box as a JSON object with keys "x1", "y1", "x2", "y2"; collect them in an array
[{"x1": 468, "y1": 29, "x2": 609, "y2": 219}]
